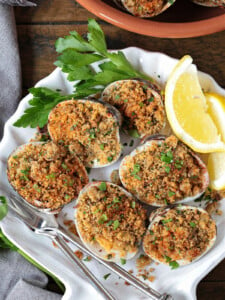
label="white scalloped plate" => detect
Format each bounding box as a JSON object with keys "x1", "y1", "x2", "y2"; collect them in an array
[{"x1": 1, "y1": 47, "x2": 225, "y2": 300}]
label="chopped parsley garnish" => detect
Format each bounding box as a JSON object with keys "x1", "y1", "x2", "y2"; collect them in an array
[
  {"x1": 131, "y1": 201, "x2": 136, "y2": 208},
  {"x1": 21, "y1": 168, "x2": 30, "y2": 175},
  {"x1": 190, "y1": 222, "x2": 196, "y2": 228},
  {"x1": 99, "y1": 182, "x2": 107, "y2": 191},
  {"x1": 147, "y1": 96, "x2": 154, "y2": 102},
  {"x1": 165, "y1": 166, "x2": 171, "y2": 173},
  {"x1": 106, "y1": 220, "x2": 114, "y2": 226},
  {"x1": 113, "y1": 197, "x2": 120, "y2": 204},
  {"x1": 46, "y1": 173, "x2": 56, "y2": 179},
  {"x1": 88, "y1": 128, "x2": 96, "y2": 140},
  {"x1": 168, "y1": 191, "x2": 175, "y2": 197},
  {"x1": 100, "y1": 143, "x2": 105, "y2": 150},
  {"x1": 131, "y1": 164, "x2": 140, "y2": 175},
  {"x1": 98, "y1": 214, "x2": 108, "y2": 224},
  {"x1": 107, "y1": 156, "x2": 113, "y2": 162},
  {"x1": 61, "y1": 163, "x2": 68, "y2": 169},
  {"x1": 149, "y1": 229, "x2": 154, "y2": 235},
  {"x1": 103, "y1": 273, "x2": 111, "y2": 280},
  {"x1": 120, "y1": 258, "x2": 126, "y2": 265},
  {"x1": 160, "y1": 151, "x2": 173, "y2": 164},
  {"x1": 128, "y1": 129, "x2": 140, "y2": 138},
  {"x1": 175, "y1": 159, "x2": 183, "y2": 169},
  {"x1": 169, "y1": 261, "x2": 179, "y2": 270},
  {"x1": 113, "y1": 220, "x2": 120, "y2": 230},
  {"x1": 164, "y1": 256, "x2": 179, "y2": 270},
  {"x1": 83, "y1": 256, "x2": 91, "y2": 262},
  {"x1": 162, "y1": 218, "x2": 173, "y2": 224}
]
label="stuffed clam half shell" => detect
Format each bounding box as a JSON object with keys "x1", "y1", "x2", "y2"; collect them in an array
[
  {"x1": 102, "y1": 79, "x2": 165, "y2": 138},
  {"x1": 191, "y1": 0, "x2": 225, "y2": 7},
  {"x1": 119, "y1": 135, "x2": 209, "y2": 206},
  {"x1": 48, "y1": 99, "x2": 122, "y2": 168},
  {"x1": 113, "y1": 0, "x2": 176, "y2": 18},
  {"x1": 143, "y1": 205, "x2": 217, "y2": 267},
  {"x1": 7, "y1": 141, "x2": 89, "y2": 212},
  {"x1": 75, "y1": 182, "x2": 147, "y2": 262}
]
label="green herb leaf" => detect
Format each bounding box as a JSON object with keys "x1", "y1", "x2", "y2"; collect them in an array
[
  {"x1": 14, "y1": 19, "x2": 152, "y2": 129},
  {"x1": 13, "y1": 88, "x2": 71, "y2": 128},
  {"x1": 98, "y1": 214, "x2": 108, "y2": 224},
  {"x1": 103, "y1": 273, "x2": 111, "y2": 280},
  {"x1": 99, "y1": 182, "x2": 107, "y2": 191},
  {"x1": 162, "y1": 218, "x2": 173, "y2": 224},
  {"x1": 113, "y1": 220, "x2": 120, "y2": 230},
  {"x1": 169, "y1": 261, "x2": 179, "y2": 270},
  {"x1": 83, "y1": 256, "x2": 92, "y2": 262},
  {"x1": 168, "y1": 191, "x2": 175, "y2": 197},
  {"x1": 190, "y1": 222, "x2": 196, "y2": 228},
  {"x1": 120, "y1": 258, "x2": 126, "y2": 265},
  {"x1": 0, "y1": 196, "x2": 8, "y2": 221},
  {"x1": 128, "y1": 129, "x2": 140, "y2": 138}
]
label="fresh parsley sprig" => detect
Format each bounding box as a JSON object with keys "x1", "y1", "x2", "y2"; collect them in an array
[{"x1": 14, "y1": 19, "x2": 152, "y2": 129}]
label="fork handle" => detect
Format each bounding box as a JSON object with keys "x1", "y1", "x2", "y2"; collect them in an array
[
  {"x1": 57, "y1": 226, "x2": 172, "y2": 300},
  {"x1": 52, "y1": 234, "x2": 116, "y2": 300}
]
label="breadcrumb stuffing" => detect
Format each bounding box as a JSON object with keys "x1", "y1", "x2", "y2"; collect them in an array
[
  {"x1": 120, "y1": 136, "x2": 208, "y2": 205},
  {"x1": 102, "y1": 80, "x2": 165, "y2": 137},
  {"x1": 76, "y1": 182, "x2": 147, "y2": 257},
  {"x1": 48, "y1": 100, "x2": 121, "y2": 167},
  {"x1": 143, "y1": 206, "x2": 216, "y2": 265},
  {"x1": 8, "y1": 141, "x2": 88, "y2": 210}
]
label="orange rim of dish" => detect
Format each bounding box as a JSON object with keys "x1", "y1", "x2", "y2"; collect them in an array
[{"x1": 76, "y1": 0, "x2": 225, "y2": 38}]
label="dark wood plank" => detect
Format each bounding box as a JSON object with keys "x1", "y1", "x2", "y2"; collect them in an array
[
  {"x1": 15, "y1": 0, "x2": 93, "y2": 23},
  {"x1": 17, "y1": 24, "x2": 225, "y2": 90},
  {"x1": 197, "y1": 282, "x2": 225, "y2": 300}
]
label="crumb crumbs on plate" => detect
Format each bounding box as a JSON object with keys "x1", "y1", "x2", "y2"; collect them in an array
[
  {"x1": 74, "y1": 250, "x2": 83, "y2": 260},
  {"x1": 136, "y1": 254, "x2": 152, "y2": 269}
]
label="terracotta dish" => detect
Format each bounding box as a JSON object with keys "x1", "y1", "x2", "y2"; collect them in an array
[{"x1": 76, "y1": 0, "x2": 225, "y2": 38}]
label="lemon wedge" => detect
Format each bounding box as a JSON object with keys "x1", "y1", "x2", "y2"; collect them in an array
[
  {"x1": 206, "y1": 93, "x2": 225, "y2": 141},
  {"x1": 165, "y1": 55, "x2": 225, "y2": 153},
  {"x1": 205, "y1": 93, "x2": 225, "y2": 190},
  {"x1": 208, "y1": 152, "x2": 225, "y2": 190}
]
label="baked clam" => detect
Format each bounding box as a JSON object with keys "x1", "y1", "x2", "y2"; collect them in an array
[
  {"x1": 143, "y1": 205, "x2": 217, "y2": 267},
  {"x1": 48, "y1": 99, "x2": 122, "y2": 168},
  {"x1": 75, "y1": 181, "x2": 147, "y2": 262},
  {"x1": 119, "y1": 135, "x2": 209, "y2": 206},
  {"x1": 113, "y1": 0, "x2": 176, "y2": 18},
  {"x1": 191, "y1": 0, "x2": 225, "y2": 6},
  {"x1": 7, "y1": 141, "x2": 88, "y2": 212},
  {"x1": 102, "y1": 79, "x2": 165, "y2": 138}
]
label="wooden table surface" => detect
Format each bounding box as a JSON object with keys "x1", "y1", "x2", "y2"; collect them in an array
[{"x1": 14, "y1": 0, "x2": 225, "y2": 299}]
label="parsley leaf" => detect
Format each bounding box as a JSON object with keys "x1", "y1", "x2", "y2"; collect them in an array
[
  {"x1": 13, "y1": 88, "x2": 71, "y2": 128},
  {"x1": 0, "y1": 196, "x2": 8, "y2": 221},
  {"x1": 14, "y1": 19, "x2": 152, "y2": 129}
]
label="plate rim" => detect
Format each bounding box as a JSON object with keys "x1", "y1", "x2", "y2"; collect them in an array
[
  {"x1": 1, "y1": 47, "x2": 225, "y2": 300},
  {"x1": 76, "y1": 0, "x2": 225, "y2": 38}
]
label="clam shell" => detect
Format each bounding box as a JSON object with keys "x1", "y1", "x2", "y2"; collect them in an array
[
  {"x1": 102, "y1": 79, "x2": 165, "y2": 138},
  {"x1": 143, "y1": 205, "x2": 217, "y2": 266},
  {"x1": 7, "y1": 142, "x2": 89, "y2": 214},
  {"x1": 113, "y1": 0, "x2": 176, "y2": 18},
  {"x1": 74, "y1": 181, "x2": 145, "y2": 262},
  {"x1": 191, "y1": 0, "x2": 225, "y2": 7},
  {"x1": 119, "y1": 135, "x2": 209, "y2": 206},
  {"x1": 48, "y1": 99, "x2": 122, "y2": 168}
]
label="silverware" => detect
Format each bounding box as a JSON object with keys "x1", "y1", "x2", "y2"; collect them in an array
[
  {"x1": 7, "y1": 192, "x2": 116, "y2": 300},
  {"x1": 8, "y1": 192, "x2": 173, "y2": 300}
]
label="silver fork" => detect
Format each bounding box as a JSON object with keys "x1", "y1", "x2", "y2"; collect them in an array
[
  {"x1": 7, "y1": 192, "x2": 116, "y2": 300},
  {"x1": 7, "y1": 192, "x2": 173, "y2": 300}
]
